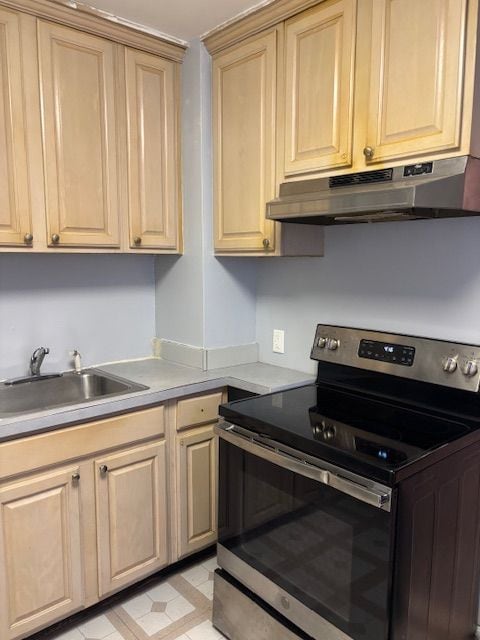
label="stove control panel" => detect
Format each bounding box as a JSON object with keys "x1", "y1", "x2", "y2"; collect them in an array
[
  {"x1": 358, "y1": 339, "x2": 415, "y2": 366},
  {"x1": 311, "y1": 325, "x2": 480, "y2": 392}
]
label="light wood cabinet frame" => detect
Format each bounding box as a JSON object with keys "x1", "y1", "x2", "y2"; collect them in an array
[
  {"x1": 124, "y1": 48, "x2": 182, "y2": 252},
  {"x1": 95, "y1": 440, "x2": 168, "y2": 596},
  {"x1": 0, "y1": 1, "x2": 185, "y2": 254},
  {"x1": 0, "y1": 465, "x2": 84, "y2": 640},
  {"x1": 0, "y1": 7, "x2": 34, "y2": 247}
]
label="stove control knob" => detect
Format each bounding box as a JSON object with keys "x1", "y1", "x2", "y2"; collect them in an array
[
  {"x1": 317, "y1": 336, "x2": 327, "y2": 348},
  {"x1": 322, "y1": 425, "x2": 336, "y2": 441},
  {"x1": 326, "y1": 338, "x2": 340, "y2": 351},
  {"x1": 442, "y1": 357, "x2": 458, "y2": 373},
  {"x1": 462, "y1": 360, "x2": 478, "y2": 377}
]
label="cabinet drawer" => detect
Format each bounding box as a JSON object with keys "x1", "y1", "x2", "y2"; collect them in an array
[
  {"x1": 0, "y1": 405, "x2": 165, "y2": 480},
  {"x1": 176, "y1": 392, "x2": 223, "y2": 430}
]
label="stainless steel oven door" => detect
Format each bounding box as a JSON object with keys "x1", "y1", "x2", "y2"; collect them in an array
[{"x1": 216, "y1": 422, "x2": 395, "y2": 640}]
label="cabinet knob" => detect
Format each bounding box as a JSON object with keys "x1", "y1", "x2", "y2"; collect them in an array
[
  {"x1": 363, "y1": 146, "x2": 375, "y2": 160},
  {"x1": 24, "y1": 233, "x2": 33, "y2": 244},
  {"x1": 262, "y1": 238, "x2": 270, "y2": 249},
  {"x1": 72, "y1": 472, "x2": 80, "y2": 483},
  {"x1": 51, "y1": 233, "x2": 60, "y2": 244},
  {"x1": 99, "y1": 464, "x2": 108, "y2": 475},
  {"x1": 133, "y1": 236, "x2": 142, "y2": 246}
]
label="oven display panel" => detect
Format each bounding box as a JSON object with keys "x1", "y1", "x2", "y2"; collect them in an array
[{"x1": 358, "y1": 339, "x2": 415, "y2": 366}]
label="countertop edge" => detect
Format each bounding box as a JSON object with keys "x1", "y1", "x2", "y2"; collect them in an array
[{"x1": 0, "y1": 364, "x2": 315, "y2": 443}]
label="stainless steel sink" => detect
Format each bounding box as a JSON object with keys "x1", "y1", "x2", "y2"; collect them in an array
[{"x1": 0, "y1": 369, "x2": 149, "y2": 418}]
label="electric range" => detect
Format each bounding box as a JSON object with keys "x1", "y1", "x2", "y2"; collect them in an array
[{"x1": 213, "y1": 325, "x2": 480, "y2": 640}]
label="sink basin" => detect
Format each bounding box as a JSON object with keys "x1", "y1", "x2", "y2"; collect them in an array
[{"x1": 0, "y1": 369, "x2": 149, "y2": 418}]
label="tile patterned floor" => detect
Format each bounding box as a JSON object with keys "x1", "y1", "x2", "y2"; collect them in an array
[{"x1": 43, "y1": 556, "x2": 225, "y2": 640}]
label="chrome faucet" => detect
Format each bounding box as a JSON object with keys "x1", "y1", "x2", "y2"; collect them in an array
[{"x1": 30, "y1": 347, "x2": 50, "y2": 376}]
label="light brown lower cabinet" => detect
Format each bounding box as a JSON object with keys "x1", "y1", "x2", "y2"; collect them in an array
[
  {"x1": 0, "y1": 465, "x2": 84, "y2": 640},
  {"x1": 96, "y1": 440, "x2": 168, "y2": 597},
  {"x1": 177, "y1": 424, "x2": 217, "y2": 558},
  {"x1": 0, "y1": 393, "x2": 223, "y2": 640}
]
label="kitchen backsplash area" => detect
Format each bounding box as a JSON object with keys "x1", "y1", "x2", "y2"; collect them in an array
[
  {"x1": 0, "y1": 253, "x2": 156, "y2": 380},
  {"x1": 256, "y1": 216, "x2": 480, "y2": 373}
]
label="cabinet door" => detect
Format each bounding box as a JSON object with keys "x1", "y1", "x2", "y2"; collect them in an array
[
  {"x1": 95, "y1": 441, "x2": 168, "y2": 596},
  {"x1": 283, "y1": 0, "x2": 356, "y2": 175},
  {"x1": 0, "y1": 466, "x2": 84, "y2": 640},
  {"x1": 37, "y1": 21, "x2": 120, "y2": 247},
  {"x1": 213, "y1": 29, "x2": 277, "y2": 253},
  {"x1": 0, "y1": 9, "x2": 33, "y2": 247},
  {"x1": 177, "y1": 425, "x2": 217, "y2": 557},
  {"x1": 125, "y1": 49, "x2": 180, "y2": 251},
  {"x1": 365, "y1": 0, "x2": 467, "y2": 164}
]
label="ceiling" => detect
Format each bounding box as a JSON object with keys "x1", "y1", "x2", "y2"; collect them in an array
[{"x1": 79, "y1": 0, "x2": 268, "y2": 42}]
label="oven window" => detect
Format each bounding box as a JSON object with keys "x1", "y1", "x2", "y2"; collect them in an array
[{"x1": 218, "y1": 440, "x2": 393, "y2": 640}]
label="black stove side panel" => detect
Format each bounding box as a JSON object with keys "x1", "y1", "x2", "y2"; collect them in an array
[{"x1": 391, "y1": 442, "x2": 480, "y2": 640}]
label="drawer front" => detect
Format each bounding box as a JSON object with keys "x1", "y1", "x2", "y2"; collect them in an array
[
  {"x1": 177, "y1": 392, "x2": 223, "y2": 430},
  {"x1": 0, "y1": 406, "x2": 165, "y2": 480}
]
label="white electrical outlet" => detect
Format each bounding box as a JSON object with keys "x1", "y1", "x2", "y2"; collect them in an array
[{"x1": 273, "y1": 329, "x2": 285, "y2": 354}]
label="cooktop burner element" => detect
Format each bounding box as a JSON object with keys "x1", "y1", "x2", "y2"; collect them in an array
[{"x1": 220, "y1": 326, "x2": 480, "y2": 485}]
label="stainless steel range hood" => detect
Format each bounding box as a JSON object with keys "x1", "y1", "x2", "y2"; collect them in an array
[{"x1": 266, "y1": 156, "x2": 480, "y2": 225}]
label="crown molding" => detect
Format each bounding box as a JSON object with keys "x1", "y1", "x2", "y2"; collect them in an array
[
  {"x1": 202, "y1": 0, "x2": 321, "y2": 55},
  {"x1": 1, "y1": 0, "x2": 187, "y2": 61}
]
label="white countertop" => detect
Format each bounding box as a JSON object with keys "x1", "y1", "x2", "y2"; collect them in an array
[{"x1": 0, "y1": 358, "x2": 314, "y2": 442}]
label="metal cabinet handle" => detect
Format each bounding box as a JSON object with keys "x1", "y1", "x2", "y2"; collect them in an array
[
  {"x1": 133, "y1": 236, "x2": 142, "y2": 246},
  {"x1": 72, "y1": 472, "x2": 80, "y2": 483},
  {"x1": 363, "y1": 146, "x2": 375, "y2": 160},
  {"x1": 99, "y1": 464, "x2": 108, "y2": 475},
  {"x1": 51, "y1": 233, "x2": 60, "y2": 244},
  {"x1": 262, "y1": 238, "x2": 270, "y2": 249},
  {"x1": 24, "y1": 233, "x2": 33, "y2": 244}
]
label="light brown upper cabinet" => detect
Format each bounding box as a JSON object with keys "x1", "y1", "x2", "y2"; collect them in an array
[
  {"x1": 0, "y1": 2, "x2": 184, "y2": 254},
  {"x1": 125, "y1": 49, "x2": 182, "y2": 251},
  {"x1": 364, "y1": 0, "x2": 468, "y2": 165},
  {"x1": 211, "y1": 27, "x2": 324, "y2": 256},
  {"x1": 206, "y1": 0, "x2": 478, "y2": 189},
  {"x1": 213, "y1": 29, "x2": 278, "y2": 253},
  {"x1": 283, "y1": 0, "x2": 356, "y2": 176},
  {"x1": 0, "y1": 8, "x2": 33, "y2": 248},
  {"x1": 37, "y1": 21, "x2": 121, "y2": 248}
]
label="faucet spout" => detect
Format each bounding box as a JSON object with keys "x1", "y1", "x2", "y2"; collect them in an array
[{"x1": 30, "y1": 347, "x2": 50, "y2": 376}]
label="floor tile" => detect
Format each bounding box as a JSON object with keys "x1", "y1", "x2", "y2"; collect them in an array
[
  {"x1": 121, "y1": 593, "x2": 153, "y2": 620},
  {"x1": 136, "y1": 610, "x2": 172, "y2": 636},
  {"x1": 200, "y1": 557, "x2": 218, "y2": 573},
  {"x1": 181, "y1": 564, "x2": 210, "y2": 588},
  {"x1": 165, "y1": 595, "x2": 195, "y2": 622},
  {"x1": 103, "y1": 633, "x2": 125, "y2": 640},
  {"x1": 195, "y1": 580, "x2": 214, "y2": 601},
  {"x1": 78, "y1": 615, "x2": 117, "y2": 640},
  {"x1": 47, "y1": 629, "x2": 84, "y2": 640},
  {"x1": 185, "y1": 620, "x2": 224, "y2": 640},
  {"x1": 146, "y1": 581, "x2": 181, "y2": 603}
]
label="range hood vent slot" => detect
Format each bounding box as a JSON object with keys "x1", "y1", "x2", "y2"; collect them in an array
[{"x1": 329, "y1": 168, "x2": 393, "y2": 188}]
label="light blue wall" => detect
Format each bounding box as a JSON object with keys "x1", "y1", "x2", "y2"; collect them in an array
[
  {"x1": 255, "y1": 217, "x2": 480, "y2": 373},
  {"x1": 155, "y1": 40, "x2": 257, "y2": 350},
  {"x1": 155, "y1": 41, "x2": 206, "y2": 347},
  {"x1": 0, "y1": 254, "x2": 156, "y2": 379}
]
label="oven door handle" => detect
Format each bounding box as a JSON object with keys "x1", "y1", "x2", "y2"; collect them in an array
[{"x1": 216, "y1": 423, "x2": 391, "y2": 511}]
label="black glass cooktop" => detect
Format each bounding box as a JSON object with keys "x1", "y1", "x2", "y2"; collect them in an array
[{"x1": 220, "y1": 381, "x2": 476, "y2": 484}]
